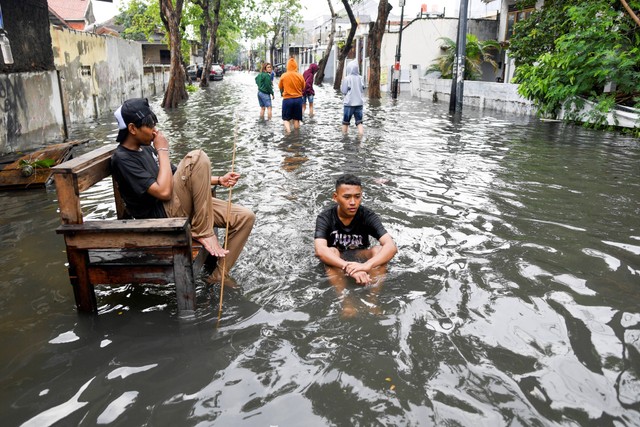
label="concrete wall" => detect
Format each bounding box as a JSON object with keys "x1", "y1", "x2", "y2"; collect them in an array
[
  {"x1": 1, "y1": 27, "x2": 170, "y2": 155},
  {"x1": 142, "y1": 66, "x2": 170, "y2": 98},
  {"x1": 409, "y1": 65, "x2": 535, "y2": 116},
  {"x1": 50, "y1": 26, "x2": 145, "y2": 123},
  {"x1": 0, "y1": 71, "x2": 66, "y2": 154}
]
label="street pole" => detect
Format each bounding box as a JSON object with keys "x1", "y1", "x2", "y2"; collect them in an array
[
  {"x1": 449, "y1": 0, "x2": 469, "y2": 113},
  {"x1": 392, "y1": 0, "x2": 405, "y2": 99},
  {"x1": 284, "y1": 16, "x2": 289, "y2": 60}
]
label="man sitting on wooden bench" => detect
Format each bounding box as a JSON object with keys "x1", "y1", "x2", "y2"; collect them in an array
[{"x1": 111, "y1": 98, "x2": 255, "y2": 283}]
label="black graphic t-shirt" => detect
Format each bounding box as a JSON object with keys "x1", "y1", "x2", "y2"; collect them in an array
[
  {"x1": 111, "y1": 144, "x2": 176, "y2": 219},
  {"x1": 314, "y1": 205, "x2": 387, "y2": 251}
]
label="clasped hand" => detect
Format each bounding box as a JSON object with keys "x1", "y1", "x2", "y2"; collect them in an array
[
  {"x1": 219, "y1": 172, "x2": 240, "y2": 188},
  {"x1": 343, "y1": 262, "x2": 372, "y2": 285}
]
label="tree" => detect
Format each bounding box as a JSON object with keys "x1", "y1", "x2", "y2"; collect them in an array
[
  {"x1": 367, "y1": 0, "x2": 392, "y2": 98},
  {"x1": 116, "y1": 0, "x2": 160, "y2": 41},
  {"x1": 333, "y1": 0, "x2": 357, "y2": 91},
  {"x1": 429, "y1": 34, "x2": 500, "y2": 80},
  {"x1": 192, "y1": 0, "x2": 221, "y2": 88},
  {"x1": 315, "y1": 0, "x2": 337, "y2": 86},
  {"x1": 159, "y1": 0, "x2": 188, "y2": 108},
  {"x1": 510, "y1": 0, "x2": 640, "y2": 128},
  {"x1": 244, "y1": 0, "x2": 302, "y2": 67}
]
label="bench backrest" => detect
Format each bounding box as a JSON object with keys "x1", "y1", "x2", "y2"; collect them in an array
[{"x1": 52, "y1": 144, "x2": 125, "y2": 224}]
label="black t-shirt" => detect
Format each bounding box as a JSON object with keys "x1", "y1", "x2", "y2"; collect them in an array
[
  {"x1": 110, "y1": 144, "x2": 176, "y2": 219},
  {"x1": 314, "y1": 205, "x2": 387, "y2": 251}
]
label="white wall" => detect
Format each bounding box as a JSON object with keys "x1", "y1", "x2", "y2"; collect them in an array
[
  {"x1": 380, "y1": 17, "x2": 499, "y2": 88},
  {"x1": 410, "y1": 64, "x2": 535, "y2": 115}
]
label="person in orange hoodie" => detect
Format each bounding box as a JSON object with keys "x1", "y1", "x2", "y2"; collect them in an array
[{"x1": 277, "y1": 57, "x2": 306, "y2": 133}]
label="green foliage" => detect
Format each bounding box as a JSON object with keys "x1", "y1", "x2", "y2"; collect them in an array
[
  {"x1": 19, "y1": 158, "x2": 56, "y2": 169},
  {"x1": 188, "y1": 0, "x2": 247, "y2": 63},
  {"x1": 244, "y1": 0, "x2": 303, "y2": 53},
  {"x1": 511, "y1": 0, "x2": 640, "y2": 129},
  {"x1": 429, "y1": 34, "x2": 501, "y2": 80},
  {"x1": 116, "y1": 0, "x2": 162, "y2": 42}
]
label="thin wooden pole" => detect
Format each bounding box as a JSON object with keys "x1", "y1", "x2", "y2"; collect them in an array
[
  {"x1": 621, "y1": 0, "x2": 640, "y2": 27},
  {"x1": 218, "y1": 116, "x2": 238, "y2": 319}
]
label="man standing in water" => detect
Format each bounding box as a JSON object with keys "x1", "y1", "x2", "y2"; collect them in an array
[
  {"x1": 302, "y1": 63, "x2": 319, "y2": 116},
  {"x1": 341, "y1": 60, "x2": 365, "y2": 136},
  {"x1": 110, "y1": 98, "x2": 255, "y2": 284},
  {"x1": 278, "y1": 57, "x2": 305, "y2": 133},
  {"x1": 314, "y1": 174, "x2": 397, "y2": 315}
]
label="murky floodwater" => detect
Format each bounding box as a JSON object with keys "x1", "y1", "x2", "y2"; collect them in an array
[{"x1": 1, "y1": 72, "x2": 639, "y2": 426}]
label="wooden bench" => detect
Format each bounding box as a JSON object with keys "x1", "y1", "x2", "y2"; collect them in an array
[{"x1": 53, "y1": 144, "x2": 210, "y2": 314}]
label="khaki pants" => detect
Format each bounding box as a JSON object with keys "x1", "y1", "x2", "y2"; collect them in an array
[{"x1": 163, "y1": 150, "x2": 255, "y2": 274}]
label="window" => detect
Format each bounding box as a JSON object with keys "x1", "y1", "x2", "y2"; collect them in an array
[
  {"x1": 505, "y1": 5, "x2": 534, "y2": 40},
  {"x1": 160, "y1": 50, "x2": 170, "y2": 64}
]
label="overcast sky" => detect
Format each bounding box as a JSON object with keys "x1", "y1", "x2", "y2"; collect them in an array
[{"x1": 93, "y1": 0, "x2": 502, "y2": 25}]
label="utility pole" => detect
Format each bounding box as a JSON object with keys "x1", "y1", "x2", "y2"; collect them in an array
[
  {"x1": 449, "y1": 0, "x2": 469, "y2": 113},
  {"x1": 391, "y1": 0, "x2": 405, "y2": 99},
  {"x1": 283, "y1": 15, "x2": 290, "y2": 60}
]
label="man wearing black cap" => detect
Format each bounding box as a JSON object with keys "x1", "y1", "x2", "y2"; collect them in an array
[{"x1": 111, "y1": 98, "x2": 255, "y2": 283}]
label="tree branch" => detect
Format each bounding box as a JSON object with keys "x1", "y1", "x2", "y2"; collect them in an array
[{"x1": 621, "y1": 0, "x2": 640, "y2": 27}]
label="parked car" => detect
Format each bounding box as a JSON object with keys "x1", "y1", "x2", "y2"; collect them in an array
[
  {"x1": 273, "y1": 63, "x2": 285, "y2": 77},
  {"x1": 186, "y1": 64, "x2": 202, "y2": 81},
  {"x1": 209, "y1": 64, "x2": 224, "y2": 81}
]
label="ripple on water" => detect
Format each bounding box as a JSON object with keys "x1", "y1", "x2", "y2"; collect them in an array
[{"x1": 4, "y1": 72, "x2": 640, "y2": 427}]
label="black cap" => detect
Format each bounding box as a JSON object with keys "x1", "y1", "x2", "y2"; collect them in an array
[{"x1": 114, "y1": 98, "x2": 157, "y2": 142}]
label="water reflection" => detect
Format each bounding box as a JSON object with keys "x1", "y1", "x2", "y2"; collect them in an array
[{"x1": 1, "y1": 72, "x2": 639, "y2": 426}]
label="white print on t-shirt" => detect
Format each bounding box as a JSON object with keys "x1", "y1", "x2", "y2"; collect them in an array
[{"x1": 330, "y1": 230, "x2": 363, "y2": 249}]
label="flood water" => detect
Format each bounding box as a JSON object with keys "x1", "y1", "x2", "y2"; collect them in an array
[{"x1": 1, "y1": 71, "x2": 639, "y2": 426}]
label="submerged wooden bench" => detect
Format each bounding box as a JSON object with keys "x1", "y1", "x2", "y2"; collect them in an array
[{"x1": 53, "y1": 144, "x2": 209, "y2": 314}]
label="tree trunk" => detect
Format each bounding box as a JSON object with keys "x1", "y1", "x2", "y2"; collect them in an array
[
  {"x1": 195, "y1": 0, "x2": 211, "y2": 87},
  {"x1": 200, "y1": 0, "x2": 221, "y2": 88},
  {"x1": 270, "y1": 32, "x2": 279, "y2": 64},
  {"x1": 159, "y1": 0, "x2": 188, "y2": 108},
  {"x1": 209, "y1": 0, "x2": 220, "y2": 63},
  {"x1": 333, "y1": 0, "x2": 358, "y2": 91},
  {"x1": 315, "y1": 0, "x2": 336, "y2": 86},
  {"x1": 368, "y1": 0, "x2": 392, "y2": 98}
]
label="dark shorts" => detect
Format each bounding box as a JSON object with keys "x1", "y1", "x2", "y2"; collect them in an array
[
  {"x1": 342, "y1": 105, "x2": 363, "y2": 125},
  {"x1": 341, "y1": 248, "x2": 370, "y2": 262},
  {"x1": 258, "y1": 91, "x2": 272, "y2": 108},
  {"x1": 282, "y1": 97, "x2": 303, "y2": 121}
]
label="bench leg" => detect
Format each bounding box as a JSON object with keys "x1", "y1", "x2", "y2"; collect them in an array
[
  {"x1": 173, "y1": 248, "x2": 196, "y2": 313},
  {"x1": 66, "y1": 247, "x2": 98, "y2": 313}
]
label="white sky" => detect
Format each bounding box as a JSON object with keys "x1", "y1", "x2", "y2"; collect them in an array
[
  {"x1": 93, "y1": 0, "x2": 502, "y2": 26},
  {"x1": 92, "y1": 0, "x2": 127, "y2": 24},
  {"x1": 298, "y1": 0, "x2": 502, "y2": 21}
]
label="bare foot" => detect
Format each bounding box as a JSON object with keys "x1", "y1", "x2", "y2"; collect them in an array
[
  {"x1": 341, "y1": 304, "x2": 357, "y2": 318},
  {"x1": 194, "y1": 235, "x2": 229, "y2": 258},
  {"x1": 207, "y1": 269, "x2": 238, "y2": 288}
]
